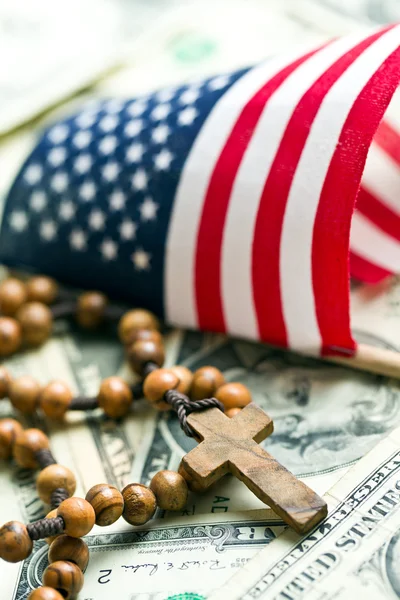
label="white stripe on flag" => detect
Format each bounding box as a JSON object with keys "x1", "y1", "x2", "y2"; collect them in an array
[
  {"x1": 221, "y1": 32, "x2": 368, "y2": 342},
  {"x1": 281, "y1": 25, "x2": 400, "y2": 352},
  {"x1": 351, "y1": 211, "x2": 400, "y2": 272},
  {"x1": 361, "y1": 141, "x2": 400, "y2": 215},
  {"x1": 164, "y1": 48, "x2": 320, "y2": 329}
]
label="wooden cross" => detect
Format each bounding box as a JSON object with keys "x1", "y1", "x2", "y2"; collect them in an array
[{"x1": 181, "y1": 403, "x2": 327, "y2": 534}]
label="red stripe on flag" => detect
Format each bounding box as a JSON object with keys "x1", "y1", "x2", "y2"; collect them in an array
[
  {"x1": 313, "y1": 41, "x2": 400, "y2": 356},
  {"x1": 356, "y1": 186, "x2": 400, "y2": 243},
  {"x1": 373, "y1": 118, "x2": 400, "y2": 167},
  {"x1": 252, "y1": 28, "x2": 390, "y2": 349},
  {"x1": 350, "y1": 249, "x2": 393, "y2": 283},
  {"x1": 194, "y1": 48, "x2": 322, "y2": 333}
]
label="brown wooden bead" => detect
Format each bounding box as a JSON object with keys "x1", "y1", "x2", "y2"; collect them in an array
[
  {"x1": 16, "y1": 302, "x2": 53, "y2": 346},
  {"x1": 0, "y1": 418, "x2": 24, "y2": 459},
  {"x1": 143, "y1": 368, "x2": 179, "y2": 411},
  {"x1": 128, "y1": 339, "x2": 165, "y2": 376},
  {"x1": 0, "y1": 316, "x2": 21, "y2": 355},
  {"x1": 190, "y1": 366, "x2": 225, "y2": 400},
  {"x1": 13, "y1": 428, "x2": 50, "y2": 468},
  {"x1": 170, "y1": 366, "x2": 193, "y2": 395},
  {"x1": 225, "y1": 407, "x2": 242, "y2": 418},
  {"x1": 26, "y1": 276, "x2": 58, "y2": 305},
  {"x1": 150, "y1": 470, "x2": 188, "y2": 511},
  {"x1": 43, "y1": 560, "x2": 84, "y2": 599},
  {"x1": 122, "y1": 483, "x2": 157, "y2": 526},
  {"x1": 45, "y1": 509, "x2": 60, "y2": 545},
  {"x1": 85, "y1": 483, "x2": 124, "y2": 526},
  {"x1": 40, "y1": 381, "x2": 73, "y2": 419},
  {"x1": 215, "y1": 382, "x2": 252, "y2": 409},
  {"x1": 0, "y1": 365, "x2": 11, "y2": 398},
  {"x1": 76, "y1": 291, "x2": 107, "y2": 328},
  {"x1": 0, "y1": 278, "x2": 27, "y2": 316},
  {"x1": 118, "y1": 309, "x2": 159, "y2": 345},
  {"x1": 9, "y1": 375, "x2": 41, "y2": 414},
  {"x1": 28, "y1": 587, "x2": 65, "y2": 600},
  {"x1": 49, "y1": 535, "x2": 89, "y2": 571},
  {"x1": 0, "y1": 520, "x2": 33, "y2": 563},
  {"x1": 178, "y1": 461, "x2": 206, "y2": 494},
  {"x1": 98, "y1": 377, "x2": 133, "y2": 418},
  {"x1": 37, "y1": 464, "x2": 76, "y2": 504},
  {"x1": 125, "y1": 328, "x2": 163, "y2": 350},
  {"x1": 57, "y1": 497, "x2": 95, "y2": 538}
]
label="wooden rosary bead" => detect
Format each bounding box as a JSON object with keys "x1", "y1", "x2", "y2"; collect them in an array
[
  {"x1": 126, "y1": 328, "x2": 163, "y2": 349},
  {"x1": 170, "y1": 365, "x2": 193, "y2": 395},
  {"x1": 128, "y1": 339, "x2": 165, "y2": 376},
  {"x1": 0, "y1": 278, "x2": 27, "y2": 316},
  {"x1": 43, "y1": 560, "x2": 84, "y2": 599},
  {"x1": 49, "y1": 535, "x2": 89, "y2": 571},
  {"x1": 37, "y1": 464, "x2": 76, "y2": 504},
  {"x1": 190, "y1": 366, "x2": 225, "y2": 400},
  {"x1": 13, "y1": 428, "x2": 50, "y2": 468},
  {"x1": 45, "y1": 509, "x2": 60, "y2": 545},
  {"x1": 28, "y1": 587, "x2": 65, "y2": 600},
  {"x1": 0, "y1": 520, "x2": 33, "y2": 563},
  {"x1": 9, "y1": 375, "x2": 41, "y2": 414},
  {"x1": 26, "y1": 276, "x2": 58, "y2": 305},
  {"x1": 150, "y1": 470, "x2": 188, "y2": 511},
  {"x1": 225, "y1": 407, "x2": 242, "y2": 418},
  {"x1": 0, "y1": 418, "x2": 23, "y2": 459},
  {"x1": 57, "y1": 497, "x2": 95, "y2": 538},
  {"x1": 118, "y1": 309, "x2": 159, "y2": 345},
  {"x1": 98, "y1": 377, "x2": 133, "y2": 418},
  {"x1": 121, "y1": 483, "x2": 157, "y2": 526},
  {"x1": 16, "y1": 302, "x2": 53, "y2": 346},
  {"x1": 76, "y1": 291, "x2": 108, "y2": 328},
  {"x1": 215, "y1": 382, "x2": 252, "y2": 409},
  {"x1": 0, "y1": 365, "x2": 11, "y2": 398},
  {"x1": 40, "y1": 381, "x2": 73, "y2": 419},
  {"x1": 143, "y1": 368, "x2": 179, "y2": 411},
  {"x1": 0, "y1": 316, "x2": 22, "y2": 356},
  {"x1": 85, "y1": 483, "x2": 124, "y2": 526}
]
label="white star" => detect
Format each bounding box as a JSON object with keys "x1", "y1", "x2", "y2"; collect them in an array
[
  {"x1": 100, "y1": 238, "x2": 118, "y2": 261},
  {"x1": 124, "y1": 119, "x2": 143, "y2": 137},
  {"x1": 178, "y1": 107, "x2": 198, "y2": 126},
  {"x1": 152, "y1": 124, "x2": 170, "y2": 144},
  {"x1": 179, "y1": 87, "x2": 200, "y2": 105},
  {"x1": 79, "y1": 181, "x2": 96, "y2": 201},
  {"x1": 139, "y1": 197, "x2": 158, "y2": 221},
  {"x1": 59, "y1": 200, "x2": 75, "y2": 221},
  {"x1": 74, "y1": 154, "x2": 92, "y2": 174},
  {"x1": 24, "y1": 164, "x2": 42, "y2": 185},
  {"x1": 102, "y1": 162, "x2": 120, "y2": 182},
  {"x1": 151, "y1": 103, "x2": 171, "y2": 121},
  {"x1": 30, "y1": 191, "x2": 47, "y2": 212},
  {"x1": 70, "y1": 229, "x2": 87, "y2": 251},
  {"x1": 76, "y1": 112, "x2": 96, "y2": 128},
  {"x1": 99, "y1": 115, "x2": 118, "y2": 132},
  {"x1": 73, "y1": 130, "x2": 92, "y2": 149},
  {"x1": 105, "y1": 99, "x2": 124, "y2": 113},
  {"x1": 126, "y1": 142, "x2": 144, "y2": 163},
  {"x1": 119, "y1": 218, "x2": 137, "y2": 240},
  {"x1": 48, "y1": 124, "x2": 69, "y2": 144},
  {"x1": 132, "y1": 169, "x2": 148, "y2": 191},
  {"x1": 127, "y1": 100, "x2": 147, "y2": 117},
  {"x1": 154, "y1": 148, "x2": 173, "y2": 171},
  {"x1": 131, "y1": 248, "x2": 151, "y2": 271},
  {"x1": 40, "y1": 220, "x2": 57, "y2": 241},
  {"x1": 9, "y1": 211, "x2": 28, "y2": 232},
  {"x1": 48, "y1": 147, "x2": 66, "y2": 167},
  {"x1": 88, "y1": 209, "x2": 105, "y2": 231},
  {"x1": 99, "y1": 135, "x2": 117, "y2": 155},
  {"x1": 208, "y1": 75, "x2": 230, "y2": 90},
  {"x1": 157, "y1": 88, "x2": 175, "y2": 102},
  {"x1": 109, "y1": 190, "x2": 126, "y2": 211},
  {"x1": 51, "y1": 172, "x2": 69, "y2": 193}
]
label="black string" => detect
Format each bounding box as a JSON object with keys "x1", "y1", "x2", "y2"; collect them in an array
[
  {"x1": 164, "y1": 390, "x2": 224, "y2": 437},
  {"x1": 69, "y1": 396, "x2": 99, "y2": 410},
  {"x1": 51, "y1": 488, "x2": 70, "y2": 508},
  {"x1": 35, "y1": 448, "x2": 56, "y2": 469},
  {"x1": 27, "y1": 516, "x2": 64, "y2": 541}
]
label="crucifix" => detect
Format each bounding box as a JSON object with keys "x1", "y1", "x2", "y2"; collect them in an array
[{"x1": 181, "y1": 403, "x2": 327, "y2": 534}]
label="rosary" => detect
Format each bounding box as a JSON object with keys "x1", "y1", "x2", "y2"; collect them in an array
[{"x1": 0, "y1": 275, "x2": 327, "y2": 600}]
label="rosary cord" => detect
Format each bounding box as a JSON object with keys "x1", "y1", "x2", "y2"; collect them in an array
[
  {"x1": 164, "y1": 389, "x2": 224, "y2": 437},
  {"x1": 35, "y1": 448, "x2": 56, "y2": 469},
  {"x1": 50, "y1": 488, "x2": 70, "y2": 508},
  {"x1": 26, "y1": 516, "x2": 65, "y2": 541}
]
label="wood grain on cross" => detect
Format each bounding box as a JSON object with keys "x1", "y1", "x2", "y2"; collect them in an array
[{"x1": 181, "y1": 403, "x2": 327, "y2": 534}]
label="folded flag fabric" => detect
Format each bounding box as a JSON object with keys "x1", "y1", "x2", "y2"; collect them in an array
[{"x1": 2, "y1": 24, "x2": 400, "y2": 357}]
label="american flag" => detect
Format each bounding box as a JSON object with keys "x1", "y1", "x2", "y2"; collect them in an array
[{"x1": 1, "y1": 24, "x2": 400, "y2": 358}]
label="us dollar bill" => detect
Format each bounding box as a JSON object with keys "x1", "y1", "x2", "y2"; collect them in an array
[{"x1": 209, "y1": 423, "x2": 400, "y2": 600}]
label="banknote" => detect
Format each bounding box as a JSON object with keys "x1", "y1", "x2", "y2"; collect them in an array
[{"x1": 210, "y1": 422, "x2": 400, "y2": 600}]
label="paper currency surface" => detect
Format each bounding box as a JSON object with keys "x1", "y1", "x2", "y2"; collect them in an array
[{"x1": 210, "y1": 423, "x2": 400, "y2": 600}]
